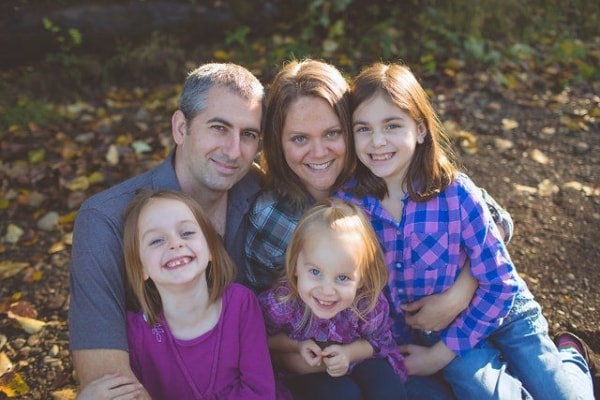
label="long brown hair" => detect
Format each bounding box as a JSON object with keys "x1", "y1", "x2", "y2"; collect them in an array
[
  {"x1": 349, "y1": 63, "x2": 457, "y2": 201},
  {"x1": 122, "y1": 189, "x2": 236, "y2": 325},
  {"x1": 261, "y1": 59, "x2": 356, "y2": 211}
]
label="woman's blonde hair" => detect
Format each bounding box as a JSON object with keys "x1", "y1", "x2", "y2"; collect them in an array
[
  {"x1": 284, "y1": 197, "x2": 388, "y2": 324},
  {"x1": 122, "y1": 189, "x2": 236, "y2": 325}
]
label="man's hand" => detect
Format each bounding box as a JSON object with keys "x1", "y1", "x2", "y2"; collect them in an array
[
  {"x1": 77, "y1": 373, "x2": 141, "y2": 400},
  {"x1": 73, "y1": 349, "x2": 151, "y2": 399}
]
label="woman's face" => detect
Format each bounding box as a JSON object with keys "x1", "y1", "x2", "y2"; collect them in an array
[{"x1": 281, "y1": 96, "x2": 347, "y2": 201}]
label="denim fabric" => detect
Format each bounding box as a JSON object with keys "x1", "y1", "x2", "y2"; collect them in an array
[
  {"x1": 441, "y1": 296, "x2": 593, "y2": 400},
  {"x1": 405, "y1": 374, "x2": 455, "y2": 400},
  {"x1": 285, "y1": 358, "x2": 407, "y2": 400}
]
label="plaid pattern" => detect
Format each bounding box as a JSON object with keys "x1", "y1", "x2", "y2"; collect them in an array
[
  {"x1": 259, "y1": 282, "x2": 408, "y2": 381},
  {"x1": 245, "y1": 190, "x2": 307, "y2": 291},
  {"x1": 337, "y1": 173, "x2": 529, "y2": 355}
]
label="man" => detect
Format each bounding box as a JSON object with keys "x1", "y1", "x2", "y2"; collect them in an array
[{"x1": 68, "y1": 63, "x2": 265, "y2": 395}]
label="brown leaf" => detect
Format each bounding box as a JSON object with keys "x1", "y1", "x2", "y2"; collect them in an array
[{"x1": 8, "y1": 300, "x2": 38, "y2": 319}]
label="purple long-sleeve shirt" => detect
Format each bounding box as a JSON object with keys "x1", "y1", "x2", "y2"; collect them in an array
[
  {"x1": 337, "y1": 173, "x2": 532, "y2": 356},
  {"x1": 259, "y1": 282, "x2": 407, "y2": 381},
  {"x1": 127, "y1": 283, "x2": 281, "y2": 399}
]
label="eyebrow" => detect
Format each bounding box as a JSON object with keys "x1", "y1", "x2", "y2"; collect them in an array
[
  {"x1": 206, "y1": 117, "x2": 260, "y2": 135},
  {"x1": 353, "y1": 116, "x2": 404, "y2": 125}
]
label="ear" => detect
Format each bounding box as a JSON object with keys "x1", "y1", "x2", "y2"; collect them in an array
[
  {"x1": 172, "y1": 110, "x2": 187, "y2": 145},
  {"x1": 417, "y1": 122, "x2": 427, "y2": 144}
]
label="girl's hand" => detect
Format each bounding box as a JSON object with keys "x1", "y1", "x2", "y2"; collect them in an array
[
  {"x1": 402, "y1": 293, "x2": 459, "y2": 331},
  {"x1": 77, "y1": 373, "x2": 142, "y2": 399},
  {"x1": 399, "y1": 342, "x2": 456, "y2": 376},
  {"x1": 321, "y1": 344, "x2": 351, "y2": 377},
  {"x1": 298, "y1": 339, "x2": 324, "y2": 368}
]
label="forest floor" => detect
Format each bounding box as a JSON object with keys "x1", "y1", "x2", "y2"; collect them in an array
[{"x1": 0, "y1": 57, "x2": 599, "y2": 399}]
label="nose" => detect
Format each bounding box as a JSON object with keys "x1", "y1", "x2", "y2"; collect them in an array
[
  {"x1": 221, "y1": 132, "x2": 242, "y2": 160},
  {"x1": 319, "y1": 281, "x2": 336, "y2": 296},
  {"x1": 168, "y1": 236, "x2": 184, "y2": 249},
  {"x1": 309, "y1": 138, "x2": 328, "y2": 158},
  {"x1": 372, "y1": 129, "x2": 386, "y2": 147}
]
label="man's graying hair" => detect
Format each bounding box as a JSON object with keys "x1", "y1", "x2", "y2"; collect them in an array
[{"x1": 178, "y1": 63, "x2": 265, "y2": 122}]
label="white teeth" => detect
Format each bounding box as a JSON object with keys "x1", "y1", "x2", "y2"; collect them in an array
[
  {"x1": 371, "y1": 153, "x2": 393, "y2": 161},
  {"x1": 165, "y1": 257, "x2": 190, "y2": 268},
  {"x1": 317, "y1": 299, "x2": 334, "y2": 306},
  {"x1": 307, "y1": 160, "x2": 333, "y2": 170}
]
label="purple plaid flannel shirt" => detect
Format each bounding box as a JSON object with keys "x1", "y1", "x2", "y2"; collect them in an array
[{"x1": 337, "y1": 173, "x2": 530, "y2": 355}]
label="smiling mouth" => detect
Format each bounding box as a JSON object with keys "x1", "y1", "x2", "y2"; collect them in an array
[
  {"x1": 164, "y1": 256, "x2": 192, "y2": 269},
  {"x1": 370, "y1": 152, "x2": 394, "y2": 161},
  {"x1": 315, "y1": 298, "x2": 337, "y2": 307},
  {"x1": 306, "y1": 160, "x2": 334, "y2": 171}
]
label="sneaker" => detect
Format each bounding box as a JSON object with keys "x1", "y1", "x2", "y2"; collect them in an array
[{"x1": 554, "y1": 331, "x2": 600, "y2": 397}]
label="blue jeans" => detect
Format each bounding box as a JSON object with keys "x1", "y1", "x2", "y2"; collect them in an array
[
  {"x1": 442, "y1": 295, "x2": 594, "y2": 400},
  {"x1": 285, "y1": 358, "x2": 407, "y2": 400}
]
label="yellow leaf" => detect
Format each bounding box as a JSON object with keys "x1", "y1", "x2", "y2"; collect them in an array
[
  {"x1": 106, "y1": 144, "x2": 119, "y2": 165},
  {"x1": 7, "y1": 312, "x2": 46, "y2": 334},
  {"x1": 530, "y1": 149, "x2": 549, "y2": 164},
  {"x1": 0, "y1": 198, "x2": 9, "y2": 209},
  {"x1": 502, "y1": 118, "x2": 519, "y2": 131},
  {"x1": 213, "y1": 49, "x2": 229, "y2": 60},
  {"x1": 59, "y1": 211, "x2": 78, "y2": 224},
  {"x1": 31, "y1": 270, "x2": 43, "y2": 282},
  {"x1": 28, "y1": 148, "x2": 45, "y2": 164},
  {"x1": 48, "y1": 242, "x2": 66, "y2": 254},
  {"x1": 0, "y1": 261, "x2": 29, "y2": 280},
  {"x1": 88, "y1": 171, "x2": 105, "y2": 185},
  {"x1": 0, "y1": 352, "x2": 13, "y2": 375},
  {"x1": 0, "y1": 371, "x2": 30, "y2": 397},
  {"x1": 4, "y1": 225, "x2": 24, "y2": 244},
  {"x1": 64, "y1": 176, "x2": 89, "y2": 191}
]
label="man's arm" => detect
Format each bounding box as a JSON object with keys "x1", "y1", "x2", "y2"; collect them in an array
[{"x1": 73, "y1": 350, "x2": 150, "y2": 399}]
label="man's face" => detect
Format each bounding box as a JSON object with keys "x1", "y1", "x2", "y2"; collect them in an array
[{"x1": 173, "y1": 86, "x2": 262, "y2": 194}]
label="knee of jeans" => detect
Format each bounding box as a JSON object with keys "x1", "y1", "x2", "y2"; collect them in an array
[{"x1": 444, "y1": 347, "x2": 505, "y2": 379}]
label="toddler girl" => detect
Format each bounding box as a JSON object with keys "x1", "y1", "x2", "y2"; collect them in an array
[{"x1": 259, "y1": 197, "x2": 407, "y2": 400}]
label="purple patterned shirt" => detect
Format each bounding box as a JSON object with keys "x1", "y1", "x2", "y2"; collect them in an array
[
  {"x1": 336, "y1": 173, "x2": 532, "y2": 356},
  {"x1": 259, "y1": 282, "x2": 407, "y2": 381}
]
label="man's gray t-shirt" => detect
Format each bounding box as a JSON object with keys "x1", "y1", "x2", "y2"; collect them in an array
[{"x1": 68, "y1": 150, "x2": 262, "y2": 351}]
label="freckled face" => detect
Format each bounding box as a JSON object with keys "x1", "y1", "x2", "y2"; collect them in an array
[
  {"x1": 282, "y1": 96, "x2": 347, "y2": 201},
  {"x1": 295, "y1": 228, "x2": 362, "y2": 319}
]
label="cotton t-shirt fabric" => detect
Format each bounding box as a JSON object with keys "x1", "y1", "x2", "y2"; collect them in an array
[
  {"x1": 127, "y1": 283, "x2": 279, "y2": 399},
  {"x1": 259, "y1": 282, "x2": 407, "y2": 381},
  {"x1": 336, "y1": 173, "x2": 533, "y2": 356},
  {"x1": 68, "y1": 149, "x2": 262, "y2": 351}
]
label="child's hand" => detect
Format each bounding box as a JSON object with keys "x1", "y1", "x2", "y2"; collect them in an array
[
  {"x1": 403, "y1": 260, "x2": 476, "y2": 332},
  {"x1": 77, "y1": 372, "x2": 142, "y2": 399},
  {"x1": 402, "y1": 293, "x2": 459, "y2": 332},
  {"x1": 298, "y1": 339, "x2": 324, "y2": 368},
  {"x1": 399, "y1": 342, "x2": 456, "y2": 376},
  {"x1": 321, "y1": 344, "x2": 351, "y2": 377}
]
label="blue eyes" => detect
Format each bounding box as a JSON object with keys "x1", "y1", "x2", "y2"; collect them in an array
[{"x1": 308, "y1": 268, "x2": 350, "y2": 283}]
